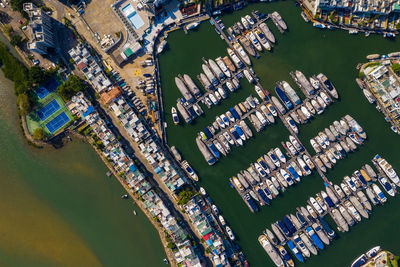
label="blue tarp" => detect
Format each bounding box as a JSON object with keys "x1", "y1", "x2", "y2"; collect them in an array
[
  {"x1": 83, "y1": 105, "x2": 94, "y2": 117},
  {"x1": 154, "y1": 166, "x2": 163, "y2": 174},
  {"x1": 129, "y1": 164, "x2": 137, "y2": 173}
]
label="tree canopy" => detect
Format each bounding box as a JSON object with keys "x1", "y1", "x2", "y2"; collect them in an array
[
  {"x1": 10, "y1": 35, "x2": 22, "y2": 46},
  {"x1": 392, "y1": 64, "x2": 400, "y2": 74},
  {"x1": 33, "y1": 128, "x2": 45, "y2": 140},
  {"x1": 177, "y1": 189, "x2": 195, "y2": 205},
  {"x1": 28, "y1": 66, "x2": 50, "y2": 86},
  {"x1": 10, "y1": 0, "x2": 27, "y2": 15},
  {"x1": 17, "y1": 93, "x2": 32, "y2": 116},
  {"x1": 57, "y1": 75, "x2": 86, "y2": 101}
]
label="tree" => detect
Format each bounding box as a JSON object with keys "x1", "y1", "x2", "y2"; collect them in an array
[
  {"x1": 14, "y1": 82, "x2": 28, "y2": 95},
  {"x1": 392, "y1": 64, "x2": 400, "y2": 74},
  {"x1": 177, "y1": 189, "x2": 194, "y2": 205},
  {"x1": 166, "y1": 242, "x2": 176, "y2": 249},
  {"x1": 17, "y1": 93, "x2": 32, "y2": 115},
  {"x1": 28, "y1": 65, "x2": 48, "y2": 85},
  {"x1": 10, "y1": 35, "x2": 22, "y2": 46},
  {"x1": 10, "y1": 0, "x2": 28, "y2": 15},
  {"x1": 57, "y1": 75, "x2": 86, "y2": 101},
  {"x1": 3, "y1": 25, "x2": 13, "y2": 37},
  {"x1": 0, "y1": 10, "x2": 11, "y2": 24},
  {"x1": 396, "y1": 23, "x2": 400, "y2": 30},
  {"x1": 33, "y1": 128, "x2": 45, "y2": 140}
]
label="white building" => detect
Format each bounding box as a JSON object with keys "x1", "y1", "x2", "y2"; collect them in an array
[{"x1": 23, "y1": 3, "x2": 55, "y2": 55}]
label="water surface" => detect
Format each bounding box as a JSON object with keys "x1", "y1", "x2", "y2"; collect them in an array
[
  {"x1": 0, "y1": 38, "x2": 166, "y2": 266},
  {"x1": 160, "y1": 2, "x2": 400, "y2": 266}
]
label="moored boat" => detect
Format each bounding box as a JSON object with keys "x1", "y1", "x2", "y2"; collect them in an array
[
  {"x1": 258, "y1": 235, "x2": 284, "y2": 267},
  {"x1": 275, "y1": 86, "x2": 293, "y2": 110},
  {"x1": 259, "y1": 22, "x2": 275, "y2": 43},
  {"x1": 282, "y1": 81, "x2": 302, "y2": 105},
  {"x1": 271, "y1": 11, "x2": 287, "y2": 30},
  {"x1": 175, "y1": 77, "x2": 194, "y2": 102},
  {"x1": 196, "y1": 137, "x2": 216, "y2": 165},
  {"x1": 233, "y1": 42, "x2": 251, "y2": 65},
  {"x1": 253, "y1": 28, "x2": 271, "y2": 51},
  {"x1": 271, "y1": 96, "x2": 286, "y2": 114},
  {"x1": 182, "y1": 160, "x2": 198, "y2": 181},
  {"x1": 171, "y1": 107, "x2": 179, "y2": 125},
  {"x1": 317, "y1": 73, "x2": 339, "y2": 99},
  {"x1": 183, "y1": 74, "x2": 202, "y2": 97},
  {"x1": 295, "y1": 70, "x2": 315, "y2": 95}
]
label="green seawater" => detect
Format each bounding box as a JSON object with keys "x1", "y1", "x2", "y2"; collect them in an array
[
  {"x1": 159, "y1": 2, "x2": 400, "y2": 266},
  {"x1": 0, "y1": 38, "x2": 166, "y2": 266}
]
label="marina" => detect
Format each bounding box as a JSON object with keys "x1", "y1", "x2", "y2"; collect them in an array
[
  {"x1": 259, "y1": 155, "x2": 399, "y2": 265},
  {"x1": 2, "y1": 0, "x2": 400, "y2": 264},
  {"x1": 159, "y1": 2, "x2": 400, "y2": 266}
]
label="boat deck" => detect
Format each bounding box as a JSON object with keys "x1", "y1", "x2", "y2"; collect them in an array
[{"x1": 269, "y1": 14, "x2": 286, "y2": 34}]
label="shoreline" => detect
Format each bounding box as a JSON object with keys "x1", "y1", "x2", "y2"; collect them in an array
[
  {"x1": 0, "y1": 29, "x2": 52, "y2": 148},
  {"x1": 78, "y1": 133, "x2": 177, "y2": 266},
  {"x1": 0, "y1": 32, "x2": 176, "y2": 263}
]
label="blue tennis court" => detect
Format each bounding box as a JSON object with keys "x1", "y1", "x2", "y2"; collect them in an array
[
  {"x1": 37, "y1": 99, "x2": 61, "y2": 121},
  {"x1": 45, "y1": 112, "x2": 71, "y2": 134},
  {"x1": 36, "y1": 86, "x2": 50, "y2": 100},
  {"x1": 35, "y1": 79, "x2": 59, "y2": 100}
]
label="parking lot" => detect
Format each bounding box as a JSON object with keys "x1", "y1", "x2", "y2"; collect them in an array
[{"x1": 81, "y1": 0, "x2": 124, "y2": 42}]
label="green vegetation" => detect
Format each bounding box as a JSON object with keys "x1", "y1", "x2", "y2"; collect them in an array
[
  {"x1": 364, "y1": 62, "x2": 381, "y2": 68},
  {"x1": 3, "y1": 25, "x2": 13, "y2": 37},
  {"x1": 63, "y1": 17, "x2": 72, "y2": 28},
  {"x1": 10, "y1": 35, "x2": 23, "y2": 46},
  {"x1": 358, "y1": 71, "x2": 366, "y2": 79},
  {"x1": 57, "y1": 74, "x2": 86, "y2": 101},
  {"x1": 387, "y1": 253, "x2": 398, "y2": 267},
  {"x1": 391, "y1": 63, "x2": 400, "y2": 74},
  {"x1": 328, "y1": 11, "x2": 336, "y2": 22},
  {"x1": 33, "y1": 128, "x2": 45, "y2": 140},
  {"x1": 0, "y1": 43, "x2": 73, "y2": 139},
  {"x1": 10, "y1": 0, "x2": 26, "y2": 14},
  {"x1": 29, "y1": 65, "x2": 51, "y2": 86},
  {"x1": 0, "y1": 43, "x2": 31, "y2": 113},
  {"x1": 177, "y1": 188, "x2": 195, "y2": 205},
  {"x1": 3, "y1": 24, "x2": 25, "y2": 48},
  {"x1": 63, "y1": 17, "x2": 83, "y2": 42},
  {"x1": 17, "y1": 93, "x2": 32, "y2": 115},
  {"x1": 167, "y1": 242, "x2": 176, "y2": 249},
  {"x1": 396, "y1": 23, "x2": 400, "y2": 30}
]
